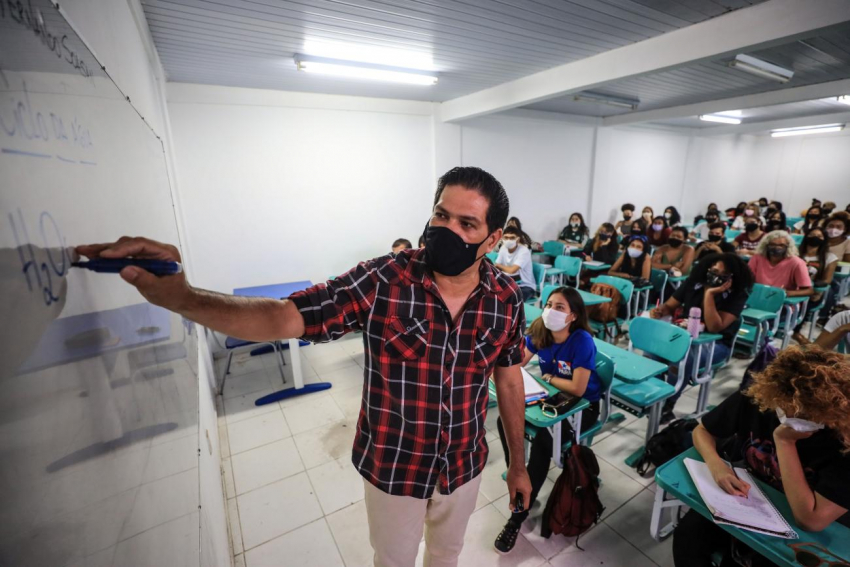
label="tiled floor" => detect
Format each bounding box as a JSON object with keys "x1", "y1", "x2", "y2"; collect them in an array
[{"x1": 215, "y1": 333, "x2": 755, "y2": 567}]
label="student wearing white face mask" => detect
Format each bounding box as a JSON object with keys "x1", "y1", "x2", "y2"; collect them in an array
[
  {"x1": 494, "y1": 287, "x2": 602, "y2": 554},
  {"x1": 673, "y1": 346, "x2": 850, "y2": 567},
  {"x1": 495, "y1": 227, "x2": 537, "y2": 301}
]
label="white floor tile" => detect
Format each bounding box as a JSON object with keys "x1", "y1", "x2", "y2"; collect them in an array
[
  {"x1": 244, "y1": 519, "x2": 344, "y2": 567},
  {"x1": 493, "y1": 479, "x2": 571, "y2": 560},
  {"x1": 590, "y1": 430, "x2": 655, "y2": 487},
  {"x1": 293, "y1": 418, "x2": 356, "y2": 470},
  {"x1": 222, "y1": 368, "x2": 274, "y2": 400},
  {"x1": 320, "y1": 364, "x2": 366, "y2": 391},
  {"x1": 307, "y1": 456, "x2": 366, "y2": 515},
  {"x1": 548, "y1": 521, "x2": 657, "y2": 567},
  {"x1": 604, "y1": 488, "x2": 674, "y2": 567},
  {"x1": 282, "y1": 394, "x2": 346, "y2": 436},
  {"x1": 228, "y1": 498, "x2": 244, "y2": 555},
  {"x1": 224, "y1": 388, "x2": 279, "y2": 425},
  {"x1": 232, "y1": 437, "x2": 305, "y2": 495},
  {"x1": 475, "y1": 489, "x2": 491, "y2": 511},
  {"x1": 326, "y1": 500, "x2": 373, "y2": 567},
  {"x1": 237, "y1": 472, "x2": 324, "y2": 551},
  {"x1": 119, "y1": 469, "x2": 199, "y2": 540},
  {"x1": 329, "y1": 384, "x2": 364, "y2": 420},
  {"x1": 228, "y1": 411, "x2": 291, "y2": 455},
  {"x1": 477, "y1": 443, "x2": 510, "y2": 503},
  {"x1": 227, "y1": 353, "x2": 267, "y2": 377},
  {"x1": 141, "y1": 434, "x2": 198, "y2": 484}
]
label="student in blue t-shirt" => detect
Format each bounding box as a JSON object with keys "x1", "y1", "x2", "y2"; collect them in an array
[{"x1": 494, "y1": 286, "x2": 602, "y2": 554}]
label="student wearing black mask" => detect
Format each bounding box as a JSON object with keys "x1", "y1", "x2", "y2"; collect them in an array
[
  {"x1": 795, "y1": 205, "x2": 824, "y2": 234},
  {"x1": 690, "y1": 211, "x2": 722, "y2": 242},
  {"x1": 764, "y1": 210, "x2": 787, "y2": 233},
  {"x1": 651, "y1": 253, "x2": 753, "y2": 423},
  {"x1": 734, "y1": 218, "x2": 765, "y2": 256},
  {"x1": 615, "y1": 203, "x2": 636, "y2": 236},
  {"x1": 652, "y1": 227, "x2": 695, "y2": 277},
  {"x1": 583, "y1": 223, "x2": 620, "y2": 265},
  {"x1": 694, "y1": 222, "x2": 735, "y2": 258},
  {"x1": 792, "y1": 227, "x2": 838, "y2": 344}
]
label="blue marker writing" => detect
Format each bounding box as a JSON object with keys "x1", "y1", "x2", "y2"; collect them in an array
[{"x1": 72, "y1": 259, "x2": 182, "y2": 276}]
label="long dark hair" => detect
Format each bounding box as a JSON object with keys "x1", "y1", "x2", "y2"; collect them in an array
[
  {"x1": 801, "y1": 227, "x2": 829, "y2": 280},
  {"x1": 566, "y1": 212, "x2": 589, "y2": 236},
  {"x1": 688, "y1": 253, "x2": 754, "y2": 296},
  {"x1": 664, "y1": 206, "x2": 682, "y2": 226},
  {"x1": 623, "y1": 235, "x2": 649, "y2": 268},
  {"x1": 528, "y1": 286, "x2": 593, "y2": 350},
  {"x1": 593, "y1": 223, "x2": 617, "y2": 252},
  {"x1": 802, "y1": 206, "x2": 823, "y2": 233}
]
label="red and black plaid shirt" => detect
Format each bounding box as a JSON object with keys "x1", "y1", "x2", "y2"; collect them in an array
[{"x1": 289, "y1": 248, "x2": 526, "y2": 499}]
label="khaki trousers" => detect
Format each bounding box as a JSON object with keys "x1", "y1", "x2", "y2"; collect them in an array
[{"x1": 363, "y1": 474, "x2": 482, "y2": 567}]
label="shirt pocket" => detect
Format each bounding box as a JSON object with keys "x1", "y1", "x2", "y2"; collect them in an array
[
  {"x1": 474, "y1": 326, "x2": 509, "y2": 368},
  {"x1": 384, "y1": 316, "x2": 430, "y2": 361}
]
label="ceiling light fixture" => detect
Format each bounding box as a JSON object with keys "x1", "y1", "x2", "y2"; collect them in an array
[
  {"x1": 837, "y1": 95, "x2": 850, "y2": 106},
  {"x1": 302, "y1": 40, "x2": 435, "y2": 71},
  {"x1": 573, "y1": 91, "x2": 640, "y2": 110},
  {"x1": 728, "y1": 54, "x2": 794, "y2": 83},
  {"x1": 770, "y1": 123, "x2": 844, "y2": 138},
  {"x1": 699, "y1": 114, "x2": 742, "y2": 125},
  {"x1": 294, "y1": 55, "x2": 438, "y2": 86}
]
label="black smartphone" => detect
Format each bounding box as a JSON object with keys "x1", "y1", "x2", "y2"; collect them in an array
[{"x1": 514, "y1": 493, "x2": 524, "y2": 513}]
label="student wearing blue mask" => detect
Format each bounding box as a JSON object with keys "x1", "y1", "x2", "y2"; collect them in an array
[{"x1": 494, "y1": 286, "x2": 602, "y2": 554}]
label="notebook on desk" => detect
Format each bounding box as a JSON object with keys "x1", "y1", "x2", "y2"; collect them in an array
[
  {"x1": 584, "y1": 260, "x2": 605, "y2": 267},
  {"x1": 521, "y1": 367, "x2": 548, "y2": 404},
  {"x1": 684, "y1": 458, "x2": 798, "y2": 539}
]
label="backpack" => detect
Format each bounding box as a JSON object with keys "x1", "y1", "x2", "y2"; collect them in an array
[
  {"x1": 634, "y1": 418, "x2": 698, "y2": 476},
  {"x1": 587, "y1": 283, "x2": 623, "y2": 338},
  {"x1": 738, "y1": 341, "x2": 778, "y2": 392},
  {"x1": 541, "y1": 432, "x2": 604, "y2": 547}
]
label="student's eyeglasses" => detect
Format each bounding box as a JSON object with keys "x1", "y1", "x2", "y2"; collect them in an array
[{"x1": 788, "y1": 543, "x2": 850, "y2": 566}]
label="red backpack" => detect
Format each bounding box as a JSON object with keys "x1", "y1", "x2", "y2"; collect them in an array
[{"x1": 541, "y1": 435, "x2": 604, "y2": 547}]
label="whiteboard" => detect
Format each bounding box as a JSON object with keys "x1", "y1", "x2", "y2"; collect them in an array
[{"x1": 0, "y1": 2, "x2": 201, "y2": 565}]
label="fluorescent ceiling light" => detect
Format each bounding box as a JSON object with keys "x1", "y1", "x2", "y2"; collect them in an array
[
  {"x1": 700, "y1": 114, "x2": 742, "y2": 125},
  {"x1": 728, "y1": 54, "x2": 794, "y2": 83},
  {"x1": 294, "y1": 55, "x2": 438, "y2": 86},
  {"x1": 573, "y1": 91, "x2": 639, "y2": 110},
  {"x1": 302, "y1": 40, "x2": 435, "y2": 71},
  {"x1": 771, "y1": 123, "x2": 844, "y2": 138},
  {"x1": 837, "y1": 95, "x2": 850, "y2": 106},
  {"x1": 715, "y1": 109, "x2": 742, "y2": 117}
]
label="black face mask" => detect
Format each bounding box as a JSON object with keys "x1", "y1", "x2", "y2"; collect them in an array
[
  {"x1": 706, "y1": 272, "x2": 730, "y2": 287},
  {"x1": 706, "y1": 217, "x2": 718, "y2": 224},
  {"x1": 807, "y1": 213, "x2": 821, "y2": 220},
  {"x1": 668, "y1": 238, "x2": 683, "y2": 248},
  {"x1": 623, "y1": 212, "x2": 632, "y2": 220},
  {"x1": 599, "y1": 233, "x2": 612, "y2": 241},
  {"x1": 766, "y1": 221, "x2": 783, "y2": 231},
  {"x1": 707, "y1": 234, "x2": 723, "y2": 243},
  {"x1": 805, "y1": 237, "x2": 824, "y2": 248},
  {"x1": 767, "y1": 246, "x2": 787, "y2": 259},
  {"x1": 745, "y1": 223, "x2": 759, "y2": 233},
  {"x1": 423, "y1": 224, "x2": 489, "y2": 276}
]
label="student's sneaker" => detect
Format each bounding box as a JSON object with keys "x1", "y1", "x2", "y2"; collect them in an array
[{"x1": 494, "y1": 519, "x2": 521, "y2": 554}]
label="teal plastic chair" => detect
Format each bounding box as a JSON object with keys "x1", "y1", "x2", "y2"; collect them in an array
[
  {"x1": 786, "y1": 216, "x2": 804, "y2": 226},
  {"x1": 485, "y1": 251, "x2": 498, "y2": 263},
  {"x1": 791, "y1": 234, "x2": 804, "y2": 246},
  {"x1": 726, "y1": 229, "x2": 741, "y2": 241},
  {"x1": 650, "y1": 268, "x2": 669, "y2": 304},
  {"x1": 588, "y1": 275, "x2": 634, "y2": 341},
  {"x1": 610, "y1": 317, "x2": 692, "y2": 444},
  {"x1": 801, "y1": 285, "x2": 830, "y2": 340},
  {"x1": 530, "y1": 262, "x2": 547, "y2": 303},
  {"x1": 547, "y1": 255, "x2": 582, "y2": 286},
  {"x1": 737, "y1": 284, "x2": 786, "y2": 355}
]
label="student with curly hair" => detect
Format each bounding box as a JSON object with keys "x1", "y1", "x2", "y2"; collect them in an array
[{"x1": 673, "y1": 346, "x2": 850, "y2": 567}]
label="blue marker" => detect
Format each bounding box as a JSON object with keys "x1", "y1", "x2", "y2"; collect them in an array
[{"x1": 72, "y1": 258, "x2": 183, "y2": 276}]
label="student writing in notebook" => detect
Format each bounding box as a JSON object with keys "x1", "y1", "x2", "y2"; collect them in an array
[{"x1": 673, "y1": 346, "x2": 850, "y2": 567}]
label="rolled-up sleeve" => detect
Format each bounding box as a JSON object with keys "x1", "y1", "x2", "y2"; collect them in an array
[{"x1": 288, "y1": 260, "x2": 380, "y2": 343}]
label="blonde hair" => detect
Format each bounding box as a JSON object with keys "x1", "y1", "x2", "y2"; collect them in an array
[
  {"x1": 755, "y1": 230, "x2": 799, "y2": 258},
  {"x1": 746, "y1": 346, "x2": 850, "y2": 452}
]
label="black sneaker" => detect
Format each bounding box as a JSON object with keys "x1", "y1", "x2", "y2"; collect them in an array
[{"x1": 494, "y1": 519, "x2": 521, "y2": 554}]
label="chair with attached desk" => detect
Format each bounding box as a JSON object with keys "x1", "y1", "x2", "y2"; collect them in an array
[
  {"x1": 530, "y1": 262, "x2": 547, "y2": 303},
  {"x1": 609, "y1": 317, "x2": 692, "y2": 467},
  {"x1": 545, "y1": 255, "x2": 582, "y2": 287},
  {"x1": 798, "y1": 285, "x2": 831, "y2": 340},
  {"x1": 726, "y1": 229, "x2": 741, "y2": 242},
  {"x1": 588, "y1": 275, "x2": 634, "y2": 342},
  {"x1": 219, "y1": 337, "x2": 286, "y2": 395},
  {"x1": 791, "y1": 233, "x2": 804, "y2": 246},
  {"x1": 774, "y1": 295, "x2": 811, "y2": 349},
  {"x1": 485, "y1": 251, "x2": 498, "y2": 263},
  {"x1": 683, "y1": 330, "x2": 739, "y2": 416},
  {"x1": 532, "y1": 240, "x2": 566, "y2": 264},
  {"x1": 736, "y1": 284, "x2": 786, "y2": 356},
  {"x1": 650, "y1": 268, "x2": 669, "y2": 305}
]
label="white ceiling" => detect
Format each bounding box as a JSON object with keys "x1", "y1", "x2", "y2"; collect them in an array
[{"x1": 142, "y1": 0, "x2": 850, "y2": 131}]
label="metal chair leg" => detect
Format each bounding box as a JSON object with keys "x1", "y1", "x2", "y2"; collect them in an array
[{"x1": 218, "y1": 351, "x2": 234, "y2": 395}]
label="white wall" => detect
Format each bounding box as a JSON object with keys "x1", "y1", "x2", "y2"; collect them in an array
[{"x1": 168, "y1": 84, "x2": 435, "y2": 293}]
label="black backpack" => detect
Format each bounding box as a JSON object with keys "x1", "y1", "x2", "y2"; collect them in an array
[{"x1": 635, "y1": 418, "x2": 698, "y2": 476}]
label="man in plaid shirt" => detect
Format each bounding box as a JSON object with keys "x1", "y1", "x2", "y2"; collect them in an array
[{"x1": 77, "y1": 166, "x2": 532, "y2": 567}]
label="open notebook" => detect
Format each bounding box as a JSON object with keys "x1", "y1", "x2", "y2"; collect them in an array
[
  {"x1": 521, "y1": 367, "x2": 548, "y2": 404},
  {"x1": 684, "y1": 458, "x2": 798, "y2": 539}
]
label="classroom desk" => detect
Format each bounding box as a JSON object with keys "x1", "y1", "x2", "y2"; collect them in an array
[
  {"x1": 685, "y1": 332, "x2": 724, "y2": 415},
  {"x1": 232, "y1": 281, "x2": 332, "y2": 404},
  {"x1": 667, "y1": 273, "x2": 689, "y2": 290},
  {"x1": 779, "y1": 296, "x2": 809, "y2": 350},
  {"x1": 582, "y1": 261, "x2": 611, "y2": 272},
  {"x1": 488, "y1": 374, "x2": 588, "y2": 468},
  {"x1": 633, "y1": 283, "x2": 653, "y2": 316},
  {"x1": 652, "y1": 448, "x2": 850, "y2": 566}
]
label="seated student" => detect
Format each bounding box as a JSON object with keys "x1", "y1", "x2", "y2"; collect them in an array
[
  {"x1": 724, "y1": 206, "x2": 739, "y2": 223},
  {"x1": 673, "y1": 346, "x2": 850, "y2": 567},
  {"x1": 748, "y1": 231, "x2": 813, "y2": 299},
  {"x1": 635, "y1": 206, "x2": 654, "y2": 233},
  {"x1": 494, "y1": 287, "x2": 602, "y2": 554},
  {"x1": 647, "y1": 215, "x2": 672, "y2": 247},
  {"x1": 764, "y1": 209, "x2": 788, "y2": 233},
  {"x1": 816, "y1": 310, "x2": 850, "y2": 351},
  {"x1": 731, "y1": 201, "x2": 764, "y2": 231},
  {"x1": 822, "y1": 200, "x2": 836, "y2": 218},
  {"x1": 610, "y1": 235, "x2": 651, "y2": 281},
  {"x1": 558, "y1": 212, "x2": 590, "y2": 247},
  {"x1": 651, "y1": 253, "x2": 753, "y2": 422},
  {"x1": 792, "y1": 227, "x2": 838, "y2": 344},
  {"x1": 417, "y1": 234, "x2": 425, "y2": 248},
  {"x1": 615, "y1": 203, "x2": 636, "y2": 236},
  {"x1": 583, "y1": 223, "x2": 620, "y2": 265},
  {"x1": 506, "y1": 216, "x2": 537, "y2": 250},
  {"x1": 652, "y1": 227, "x2": 695, "y2": 277},
  {"x1": 795, "y1": 204, "x2": 824, "y2": 234},
  {"x1": 495, "y1": 227, "x2": 537, "y2": 301},
  {"x1": 734, "y1": 217, "x2": 765, "y2": 256},
  {"x1": 664, "y1": 206, "x2": 683, "y2": 228},
  {"x1": 825, "y1": 213, "x2": 850, "y2": 262},
  {"x1": 391, "y1": 238, "x2": 412, "y2": 255},
  {"x1": 690, "y1": 210, "x2": 722, "y2": 242},
  {"x1": 694, "y1": 222, "x2": 736, "y2": 258},
  {"x1": 800, "y1": 197, "x2": 822, "y2": 218}
]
